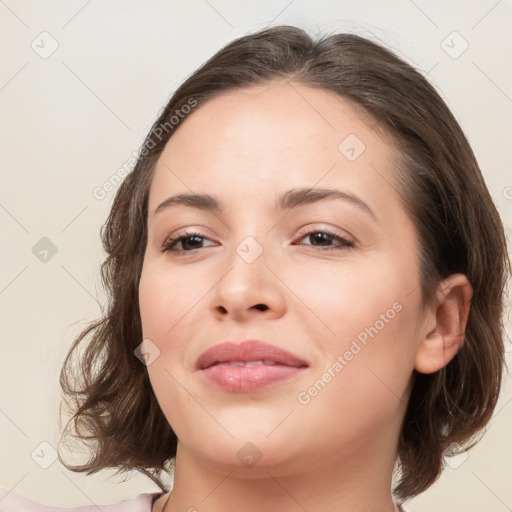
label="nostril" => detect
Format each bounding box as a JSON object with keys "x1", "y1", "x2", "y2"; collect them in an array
[{"x1": 253, "y1": 304, "x2": 268, "y2": 311}]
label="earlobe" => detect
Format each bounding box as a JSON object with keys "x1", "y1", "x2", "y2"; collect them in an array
[{"x1": 414, "y1": 274, "x2": 473, "y2": 374}]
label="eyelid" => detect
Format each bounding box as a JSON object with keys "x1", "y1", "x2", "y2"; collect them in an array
[
  {"x1": 295, "y1": 224, "x2": 354, "y2": 243},
  {"x1": 161, "y1": 225, "x2": 355, "y2": 254},
  {"x1": 160, "y1": 229, "x2": 216, "y2": 252}
]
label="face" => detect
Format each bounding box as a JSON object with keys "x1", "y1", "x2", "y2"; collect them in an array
[{"x1": 138, "y1": 81, "x2": 427, "y2": 477}]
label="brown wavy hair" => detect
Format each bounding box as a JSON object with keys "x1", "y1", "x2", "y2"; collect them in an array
[{"x1": 58, "y1": 25, "x2": 510, "y2": 499}]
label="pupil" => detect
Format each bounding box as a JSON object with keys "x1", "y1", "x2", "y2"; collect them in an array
[
  {"x1": 312, "y1": 233, "x2": 330, "y2": 245},
  {"x1": 184, "y1": 236, "x2": 203, "y2": 249}
]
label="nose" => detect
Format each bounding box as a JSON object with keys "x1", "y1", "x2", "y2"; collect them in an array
[{"x1": 209, "y1": 240, "x2": 287, "y2": 322}]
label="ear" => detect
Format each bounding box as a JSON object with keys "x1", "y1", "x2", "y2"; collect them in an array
[{"x1": 415, "y1": 274, "x2": 473, "y2": 374}]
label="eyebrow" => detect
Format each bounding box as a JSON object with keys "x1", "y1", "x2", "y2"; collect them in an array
[{"x1": 153, "y1": 187, "x2": 377, "y2": 222}]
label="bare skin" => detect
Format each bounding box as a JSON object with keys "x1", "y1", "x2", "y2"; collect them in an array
[{"x1": 140, "y1": 80, "x2": 472, "y2": 512}]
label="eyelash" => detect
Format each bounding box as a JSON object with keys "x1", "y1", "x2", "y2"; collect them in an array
[{"x1": 161, "y1": 229, "x2": 354, "y2": 254}]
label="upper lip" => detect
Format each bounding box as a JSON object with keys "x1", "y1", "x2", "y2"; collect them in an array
[{"x1": 196, "y1": 340, "x2": 308, "y2": 370}]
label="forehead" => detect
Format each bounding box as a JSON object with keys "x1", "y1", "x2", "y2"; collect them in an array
[{"x1": 148, "y1": 81, "x2": 399, "y2": 214}]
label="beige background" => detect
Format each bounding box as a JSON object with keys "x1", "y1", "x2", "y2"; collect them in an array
[{"x1": 0, "y1": 1, "x2": 511, "y2": 511}]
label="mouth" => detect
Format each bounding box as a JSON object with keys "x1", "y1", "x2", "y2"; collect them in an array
[{"x1": 196, "y1": 339, "x2": 308, "y2": 392}]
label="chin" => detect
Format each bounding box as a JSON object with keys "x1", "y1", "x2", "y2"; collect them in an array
[{"x1": 187, "y1": 436, "x2": 309, "y2": 478}]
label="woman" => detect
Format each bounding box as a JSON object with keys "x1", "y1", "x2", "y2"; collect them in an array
[{"x1": 1, "y1": 24, "x2": 509, "y2": 512}]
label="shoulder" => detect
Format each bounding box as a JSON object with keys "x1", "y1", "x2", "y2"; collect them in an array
[{"x1": 0, "y1": 485, "x2": 166, "y2": 512}]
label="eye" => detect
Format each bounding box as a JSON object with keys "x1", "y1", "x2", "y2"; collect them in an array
[
  {"x1": 161, "y1": 228, "x2": 354, "y2": 255},
  {"x1": 294, "y1": 229, "x2": 354, "y2": 251},
  {"x1": 161, "y1": 231, "x2": 216, "y2": 253}
]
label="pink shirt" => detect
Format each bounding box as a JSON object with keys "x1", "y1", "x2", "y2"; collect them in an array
[{"x1": 0, "y1": 486, "x2": 166, "y2": 511}]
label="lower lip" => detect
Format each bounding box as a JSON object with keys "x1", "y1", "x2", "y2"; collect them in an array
[{"x1": 201, "y1": 364, "x2": 307, "y2": 392}]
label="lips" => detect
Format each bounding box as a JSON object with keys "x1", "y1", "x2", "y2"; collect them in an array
[
  {"x1": 196, "y1": 340, "x2": 308, "y2": 392},
  {"x1": 196, "y1": 340, "x2": 307, "y2": 369}
]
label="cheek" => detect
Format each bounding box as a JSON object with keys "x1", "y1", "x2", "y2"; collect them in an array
[
  {"x1": 291, "y1": 253, "x2": 420, "y2": 400},
  {"x1": 138, "y1": 260, "x2": 212, "y2": 432},
  {"x1": 138, "y1": 259, "x2": 205, "y2": 341},
  {"x1": 294, "y1": 301, "x2": 418, "y2": 454},
  {"x1": 287, "y1": 254, "x2": 414, "y2": 344}
]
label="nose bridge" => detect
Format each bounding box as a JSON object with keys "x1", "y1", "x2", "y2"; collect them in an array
[
  {"x1": 224, "y1": 232, "x2": 269, "y2": 293},
  {"x1": 227, "y1": 208, "x2": 274, "y2": 267},
  {"x1": 209, "y1": 227, "x2": 285, "y2": 319}
]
